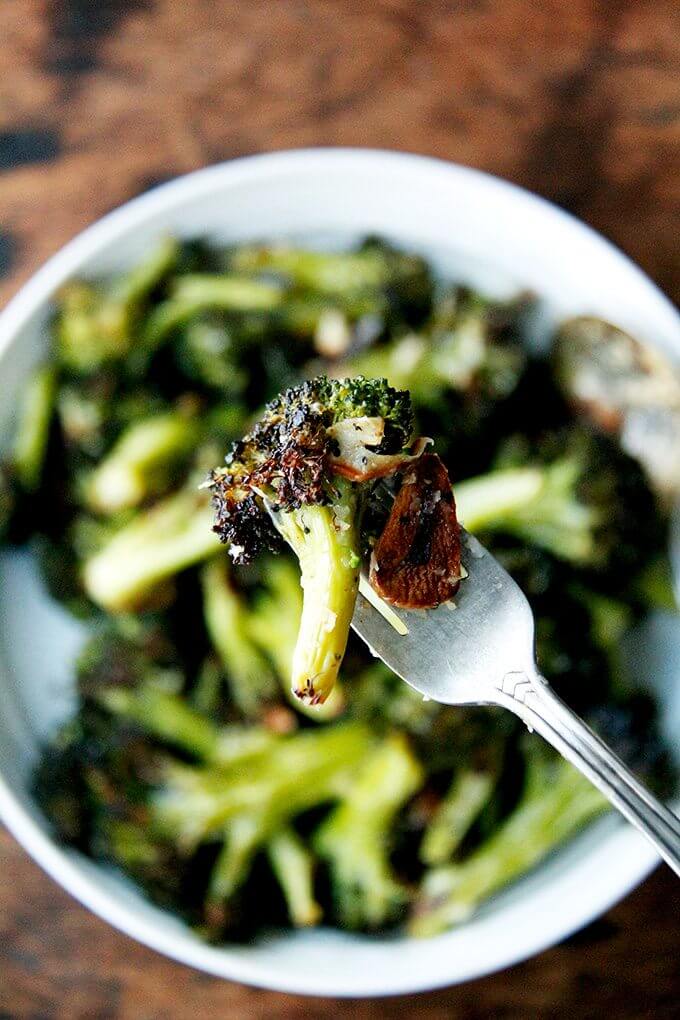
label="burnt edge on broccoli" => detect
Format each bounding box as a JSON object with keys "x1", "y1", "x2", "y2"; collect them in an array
[{"x1": 209, "y1": 375, "x2": 414, "y2": 564}]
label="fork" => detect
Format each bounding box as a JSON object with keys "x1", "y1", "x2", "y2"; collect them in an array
[{"x1": 353, "y1": 528, "x2": 680, "y2": 876}]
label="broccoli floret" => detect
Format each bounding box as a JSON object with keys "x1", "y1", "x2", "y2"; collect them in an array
[
  {"x1": 209, "y1": 375, "x2": 417, "y2": 706},
  {"x1": 410, "y1": 741, "x2": 607, "y2": 936},
  {"x1": 85, "y1": 407, "x2": 200, "y2": 514},
  {"x1": 313, "y1": 732, "x2": 423, "y2": 930},
  {"x1": 154, "y1": 722, "x2": 371, "y2": 921},
  {"x1": 154, "y1": 723, "x2": 370, "y2": 850},
  {"x1": 228, "y1": 239, "x2": 433, "y2": 335},
  {"x1": 341, "y1": 288, "x2": 528, "y2": 403},
  {"x1": 454, "y1": 430, "x2": 666, "y2": 583},
  {"x1": 173, "y1": 314, "x2": 249, "y2": 395},
  {"x1": 56, "y1": 238, "x2": 179, "y2": 374},
  {"x1": 83, "y1": 484, "x2": 221, "y2": 612},
  {"x1": 142, "y1": 274, "x2": 286, "y2": 360},
  {"x1": 200, "y1": 556, "x2": 278, "y2": 718}
]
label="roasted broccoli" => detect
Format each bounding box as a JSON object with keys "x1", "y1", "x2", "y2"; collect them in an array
[
  {"x1": 313, "y1": 732, "x2": 422, "y2": 929},
  {"x1": 83, "y1": 483, "x2": 220, "y2": 611},
  {"x1": 200, "y1": 556, "x2": 278, "y2": 718},
  {"x1": 208, "y1": 375, "x2": 419, "y2": 706},
  {"x1": 247, "y1": 556, "x2": 345, "y2": 719},
  {"x1": 85, "y1": 406, "x2": 200, "y2": 514},
  {"x1": 56, "y1": 238, "x2": 179, "y2": 374},
  {"x1": 455, "y1": 430, "x2": 665, "y2": 585},
  {"x1": 12, "y1": 364, "x2": 57, "y2": 492},
  {"x1": 13, "y1": 237, "x2": 675, "y2": 946},
  {"x1": 410, "y1": 741, "x2": 607, "y2": 936},
  {"x1": 341, "y1": 288, "x2": 528, "y2": 404},
  {"x1": 154, "y1": 723, "x2": 371, "y2": 914}
]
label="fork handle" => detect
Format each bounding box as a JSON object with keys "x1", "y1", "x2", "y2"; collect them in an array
[{"x1": 500, "y1": 671, "x2": 680, "y2": 877}]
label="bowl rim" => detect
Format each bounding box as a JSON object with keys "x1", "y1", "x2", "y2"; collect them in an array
[{"x1": 0, "y1": 147, "x2": 676, "y2": 997}]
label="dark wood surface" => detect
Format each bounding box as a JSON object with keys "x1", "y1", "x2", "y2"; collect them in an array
[{"x1": 0, "y1": 1, "x2": 678, "y2": 1016}]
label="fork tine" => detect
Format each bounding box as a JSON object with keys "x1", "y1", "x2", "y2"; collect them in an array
[{"x1": 352, "y1": 529, "x2": 537, "y2": 705}]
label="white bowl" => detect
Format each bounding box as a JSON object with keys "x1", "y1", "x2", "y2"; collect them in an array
[{"x1": 0, "y1": 149, "x2": 678, "y2": 998}]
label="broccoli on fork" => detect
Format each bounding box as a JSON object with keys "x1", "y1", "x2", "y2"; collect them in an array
[{"x1": 208, "y1": 376, "x2": 427, "y2": 707}]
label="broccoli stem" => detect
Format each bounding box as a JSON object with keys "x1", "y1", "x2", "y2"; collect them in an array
[
  {"x1": 313, "y1": 732, "x2": 423, "y2": 929},
  {"x1": 420, "y1": 769, "x2": 496, "y2": 867},
  {"x1": 247, "y1": 557, "x2": 345, "y2": 720},
  {"x1": 228, "y1": 245, "x2": 398, "y2": 294},
  {"x1": 410, "y1": 747, "x2": 607, "y2": 936},
  {"x1": 143, "y1": 275, "x2": 285, "y2": 352},
  {"x1": 208, "y1": 816, "x2": 268, "y2": 903},
  {"x1": 454, "y1": 460, "x2": 600, "y2": 563},
  {"x1": 83, "y1": 489, "x2": 220, "y2": 611},
  {"x1": 273, "y1": 492, "x2": 360, "y2": 707},
  {"x1": 200, "y1": 557, "x2": 278, "y2": 716},
  {"x1": 153, "y1": 723, "x2": 371, "y2": 850},
  {"x1": 97, "y1": 682, "x2": 279, "y2": 767},
  {"x1": 99, "y1": 684, "x2": 221, "y2": 759},
  {"x1": 267, "y1": 826, "x2": 322, "y2": 927},
  {"x1": 86, "y1": 411, "x2": 199, "y2": 514},
  {"x1": 192, "y1": 657, "x2": 223, "y2": 715},
  {"x1": 12, "y1": 364, "x2": 56, "y2": 492},
  {"x1": 111, "y1": 235, "x2": 179, "y2": 307}
]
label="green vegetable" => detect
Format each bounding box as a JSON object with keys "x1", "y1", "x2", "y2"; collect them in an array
[
  {"x1": 420, "y1": 769, "x2": 496, "y2": 867},
  {"x1": 200, "y1": 557, "x2": 278, "y2": 717},
  {"x1": 83, "y1": 487, "x2": 219, "y2": 611},
  {"x1": 343, "y1": 289, "x2": 526, "y2": 401},
  {"x1": 455, "y1": 431, "x2": 665, "y2": 578},
  {"x1": 143, "y1": 274, "x2": 285, "y2": 353},
  {"x1": 248, "y1": 556, "x2": 345, "y2": 719},
  {"x1": 12, "y1": 364, "x2": 56, "y2": 491},
  {"x1": 57, "y1": 238, "x2": 178, "y2": 373},
  {"x1": 85, "y1": 410, "x2": 199, "y2": 514},
  {"x1": 267, "y1": 827, "x2": 322, "y2": 927},
  {"x1": 314, "y1": 732, "x2": 423, "y2": 929},
  {"x1": 154, "y1": 722, "x2": 371, "y2": 849},
  {"x1": 410, "y1": 743, "x2": 607, "y2": 936},
  {"x1": 21, "y1": 237, "x2": 673, "y2": 943},
  {"x1": 209, "y1": 375, "x2": 416, "y2": 707}
]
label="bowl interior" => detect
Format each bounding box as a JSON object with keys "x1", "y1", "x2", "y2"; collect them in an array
[{"x1": 0, "y1": 150, "x2": 678, "y2": 996}]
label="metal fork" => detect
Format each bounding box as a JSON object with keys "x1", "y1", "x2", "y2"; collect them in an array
[{"x1": 353, "y1": 528, "x2": 680, "y2": 876}]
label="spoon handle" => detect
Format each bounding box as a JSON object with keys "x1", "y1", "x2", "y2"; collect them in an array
[{"x1": 500, "y1": 671, "x2": 680, "y2": 877}]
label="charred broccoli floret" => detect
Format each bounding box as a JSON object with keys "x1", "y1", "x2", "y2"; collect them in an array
[{"x1": 209, "y1": 376, "x2": 418, "y2": 706}]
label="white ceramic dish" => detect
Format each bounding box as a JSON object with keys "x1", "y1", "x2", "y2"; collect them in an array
[{"x1": 0, "y1": 149, "x2": 678, "y2": 998}]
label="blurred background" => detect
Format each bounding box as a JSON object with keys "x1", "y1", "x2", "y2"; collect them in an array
[{"x1": 0, "y1": 1, "x2": 678, "y2": 1017}]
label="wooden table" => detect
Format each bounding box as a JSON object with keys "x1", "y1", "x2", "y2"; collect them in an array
[{"x1": 1, "y1": 2, "x2": 678, "y2": 1016}]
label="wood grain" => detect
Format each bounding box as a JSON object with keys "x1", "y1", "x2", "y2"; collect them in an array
[{"x1": 0, "y1": 1, "x2": 678, "y2": 1016}]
